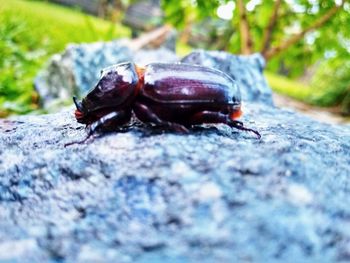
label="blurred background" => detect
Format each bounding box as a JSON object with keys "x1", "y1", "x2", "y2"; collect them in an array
[{"x1": 0, "y1": 0, "x2": 349, "y2": 123}]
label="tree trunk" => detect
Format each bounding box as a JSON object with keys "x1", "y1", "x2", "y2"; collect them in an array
[
  {"x1": 261, "y1": 0, "x2": 281, "y2": 57},
  {"x1": 237, "y1": 0, "x2": 253, "y2": 54}
]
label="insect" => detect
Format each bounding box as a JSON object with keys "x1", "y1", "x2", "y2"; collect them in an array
[{"x1": 67, "y1": 62, "x2": 260, "y2": 145}]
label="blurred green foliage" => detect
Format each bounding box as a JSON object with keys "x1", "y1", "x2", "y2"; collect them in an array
[
  {"x1": 163, "y1": 0, "x2": 350, "y2": 75},
  {"x1": 162, "y1": 0, "x2": 350, "y2": 114},
  {"x1": 310, "y1": 58, "x2": 350, "y2": 114},
  {"x1": 265, "y1": 72, "x2": 312, "y2": 102},
  {"x1": 0, "y1": 0, "x2": 130, "y2": 116},
  {"x1": 1, "y1": 0, "x2": 349, "y2": 116},
  {"x1": 266, "y1": 59, "x2": 350, "y2": 115}
]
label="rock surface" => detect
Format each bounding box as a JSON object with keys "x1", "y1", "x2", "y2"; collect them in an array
[
  {"x1": 35, "y1": 41, "x2": 178, "y2": 108},
  {"x1": 35, "y1": 44, "x2": 271, "y2": 109},
  {"x1": 4, "y1": 47, "x2": 350, "y2": 262},
  {"x1": 1, "y1": 103, "x2": 350, "y2": 262}
]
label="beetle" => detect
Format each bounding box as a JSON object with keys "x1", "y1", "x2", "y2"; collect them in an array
[{"x1": 67, "y1": 62, "x2": 260, "y2": 145}]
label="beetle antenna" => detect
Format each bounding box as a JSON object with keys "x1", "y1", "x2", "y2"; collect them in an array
[{"x1": 73, "y1": 96, "x2": 83, "y2": 112}]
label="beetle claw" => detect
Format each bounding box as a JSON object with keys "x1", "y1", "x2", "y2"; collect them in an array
[
  {"x1": 230, "y1": 121, "x2": 261, "y2": 139},
  {"x1": 171, "y1": 123, "x2": 189, "y2": 133},
  {"x1": 64, "y1": 134, "x2": 93, "y2": 147},
  {"x1": 234, "y1": 120, "x2": 244, "y2": 127}
]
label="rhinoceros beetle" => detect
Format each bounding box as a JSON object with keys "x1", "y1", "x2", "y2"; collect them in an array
[{"x1": 67, "y1": 62, "x2": 260, "y2": 145}]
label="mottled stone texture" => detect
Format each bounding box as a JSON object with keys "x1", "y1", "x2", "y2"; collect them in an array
[
  {"x1": 1, "y1": 103, "x2": 350, "y2": 262},
  {"x1": 35, "y1": 44, "x2": 272, "y2": 109},
  {"x1": 35, "y1": 41, "x2": 178, "y2": 107}
]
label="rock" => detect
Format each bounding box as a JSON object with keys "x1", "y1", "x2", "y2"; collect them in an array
[
  {"x1": 182, "y1": 50, "x2": 273, "y2": 105},
  {"x1": 35, "y1": 41, "x2": 177, "y2": 108},
  {"x1": 24, "y1": 47, "x2": 350, "y2": 261},
  {"x1": 0, "y1": 103, "x2": 350, "y2": 262},
  {"x1": 36, "y1": 46, "x2": 271, "y2": 109},
  {"x1": 35, "y1": 41, "x2": 132, "y2": 107},
  {"x1": 133, "y1": 47, "x2": 178, "y2": 65}
]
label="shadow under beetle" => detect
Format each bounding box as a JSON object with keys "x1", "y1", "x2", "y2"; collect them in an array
[{"x1": 67, "y1": 62, "x2": 260, "y2": 145}]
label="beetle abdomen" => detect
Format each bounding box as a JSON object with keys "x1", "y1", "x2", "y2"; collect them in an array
[{"x1": 141, "y1": 63, "x2": 241, "y2": 106}]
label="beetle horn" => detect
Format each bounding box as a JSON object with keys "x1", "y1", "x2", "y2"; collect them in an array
[{"x1": 73, "y1": 96, "x2": 83, "y2": 112}]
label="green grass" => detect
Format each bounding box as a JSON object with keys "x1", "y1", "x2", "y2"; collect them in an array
[
  {"x1": 265, "y1": 71, "x2": 313, "y2": 102},
  {"x1": 0, "y1": 0, "x2": 130, "y2": 116}
]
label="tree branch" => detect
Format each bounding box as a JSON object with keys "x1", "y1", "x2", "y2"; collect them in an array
[
  {"x1": 237, "y1": 0, "x2": 254, "y2": 54},
  {"x1": 130, "y1": 25, "x2": 172, "y2": 51},
  {"x1": 264, "y1": 0, "x2": 345, "y2": 60},
  {"x1": 261, "y1": 0, "x2": 281, "y2": 56}
]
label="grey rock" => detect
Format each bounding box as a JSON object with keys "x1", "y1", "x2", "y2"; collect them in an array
[
  {"x1": 133, "y1": 47, "x2": 178, "y2": 65},
  {"x1": 35, "y1": 41, "x2": 177, "y2": 108},
  {"x1": 35, "y1": 41, "x2": 132, "y2": 107},
  {"x1": 35, "y1": 46, "x2": 271, "y2": 110},
  {"x1": 182, "y1": 50, "x2": 274, "y2": 105},
  {"x1": 1, "y1": 104, "x2": 350, "y2": 263}
]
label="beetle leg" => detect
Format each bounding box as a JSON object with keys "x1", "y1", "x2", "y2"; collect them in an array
[
  {"x1": 86, "y1": 110, "x2": 131, "y2": 135},
  {"x1": 65, "y1": 110, "x2": 131, "y2": 146},
  {"x1": 133, "y1": 102, "x2": 189, "y2": 133},
  {"x1": 229, "y1": 120, "x2": 261, "y2": 139},
  {"x1": 188, "y1": 111, "x2": 261, "y2": 139}
]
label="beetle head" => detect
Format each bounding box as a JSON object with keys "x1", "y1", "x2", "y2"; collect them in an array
[
  {"x1": 83, "y1": 63, "x2": 138, "y2": 110},
  {"x1": 73, "y1": 62, "x2": 140, "y2": 125},
  {"x1": 73, "y1": 96, "x2": 110, "y2": 124},
  {"x1": 73, "y1": 96, "x2": 89, "y2": 124}
]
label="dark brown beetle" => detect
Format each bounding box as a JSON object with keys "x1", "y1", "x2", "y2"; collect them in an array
[{"x1": 68, "y1": 62, "x2": 260, "y2": 145}]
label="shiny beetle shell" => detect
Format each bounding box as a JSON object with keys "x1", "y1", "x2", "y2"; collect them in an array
[{"x1": 69, "y1": 61, "x2": 260, "y2": 145}]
